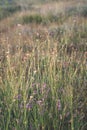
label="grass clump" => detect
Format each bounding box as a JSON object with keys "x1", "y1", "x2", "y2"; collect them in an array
[
  {"x1": 79, "y1": 5, "x2": 87, "y2": 17},
  {"x1": 22, "y1": 14, "x2": 43, "y2": 24}
]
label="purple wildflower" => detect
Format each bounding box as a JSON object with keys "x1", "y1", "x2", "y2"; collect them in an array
[
  {"x1": 26, "y1": 103, "x2": 32, "y2": 110},
  {"x1": 43, "y1": 83, "x2": 46, "y2": 88},
  {"x1": 15, "y1": 94, "x2": 21, "y2": 100}
]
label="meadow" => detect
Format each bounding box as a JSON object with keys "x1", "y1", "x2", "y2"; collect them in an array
[{"x1": 0, "y1": 0, "x2": 87, "y2": 130}]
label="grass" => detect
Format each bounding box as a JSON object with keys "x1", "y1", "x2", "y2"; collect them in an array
[{"x1": 0, "y1": 0, "x2": 87, "y2": 130}]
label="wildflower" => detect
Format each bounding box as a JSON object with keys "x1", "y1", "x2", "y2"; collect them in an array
[
  {"x1": 15, "y1": 94, "x2": 21, "y2": 100},
  {"x1": 36, "y1": 32, "x2": 40, "y2": 37},
  {"x1": 60, "y1": 114, "x2": 62, "y2": 120},
  {"x1": 43, "y1": 83, "x2": 46, "y2": 88},
  {"x1": 37, "y1": 100, "x2": 43, "y2": 106},
  {"x1": 17, "y1": 24, "x2": 22, "y2": 27},
  {"x1": 33, "y1": 90, "x2": 37, "y2": 95},
  {"x1": 30, "y1": 96, "x2": 33, "y2": 100},
  {"x1": 41, "y1": 83, "x2": 47, "y2": 93},
  {"x1": 26, "y1": 103, "x2": 32, "y2": 110},
  {"x1": 84, "y1": 51, "x2": 87, "y2": 58},
  {"x1": 33, "y1": 70, "x2": 37, "y2": 74},
  {"x1": 37, "y1": 100, "x2": 45, "y2": 115},
  {"x1": 17, "y1": 94, "x2": 21, "y2": 100},
  {"x1": 57, "y1": 99, "x2": 61, "y2": 111},
  {"x1": 18, "y1": 33, "x2": 22, "y2": 36},
  {"x1": 62, "y1": 61, "x2": 69, "y2": 69}
]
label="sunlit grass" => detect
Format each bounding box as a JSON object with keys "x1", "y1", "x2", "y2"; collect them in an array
[{"x1": 0, "y1": 0, "x2": 87, "y2": 130}]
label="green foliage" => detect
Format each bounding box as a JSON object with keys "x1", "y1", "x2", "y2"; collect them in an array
[
  {"x1": 22, "y1": 14, "x2": 43, "y2": 24},
  {"x1": 79, "y1": 5, "x2": 87, "y2": 17}
]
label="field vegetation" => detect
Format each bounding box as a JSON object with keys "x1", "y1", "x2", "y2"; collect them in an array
[{"x1": 0, "y1": 0, "x2": 87, "y2": 130}]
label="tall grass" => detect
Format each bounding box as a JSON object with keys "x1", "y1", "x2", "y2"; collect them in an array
[{"x1": 0, "y1": 1, "x2": 87, "y2": 130}]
